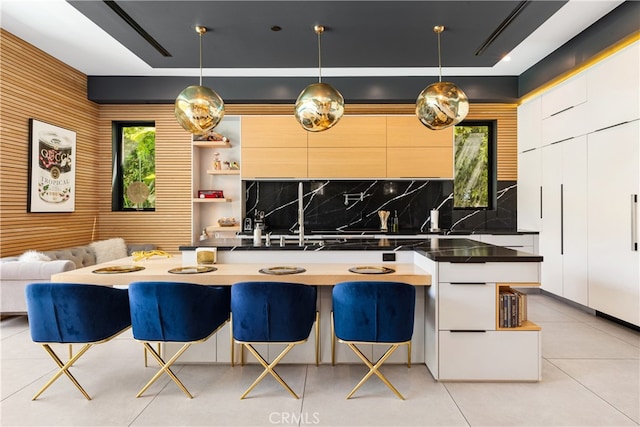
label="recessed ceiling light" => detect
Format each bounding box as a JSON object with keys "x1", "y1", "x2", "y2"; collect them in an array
[{"x1": 502, "y1": 55, "x2": 512, "y2": 62}]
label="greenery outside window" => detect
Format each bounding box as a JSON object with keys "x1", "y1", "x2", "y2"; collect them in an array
[
  {"x1": 453, "y1": 121, "x2": 496, "y2": 209},
  {"x1": 112, "y1": 122, "x2": 156, "y2": 211}
]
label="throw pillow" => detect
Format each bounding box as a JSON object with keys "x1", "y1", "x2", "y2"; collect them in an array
[
  {"x1": 18, "y1": 250, "x2": 51, "y2": 262},
  {"x1": 90, "y1": 238, "x2": 128, "y2": 264}
]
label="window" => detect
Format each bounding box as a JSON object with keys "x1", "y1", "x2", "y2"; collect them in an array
[
  {"x1": 112, "y1": 122, "x2": 156, "y2": 211},
  {"x1": 453, "y1": 121, "x2": 496, "y2": 209}
]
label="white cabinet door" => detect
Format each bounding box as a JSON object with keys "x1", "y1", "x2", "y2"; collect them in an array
[
  {"x1": 540, "y1": 143, "x2": 563, "y2": 296},
  {"x1": 562, "y1": 136, "x2": 588, "y2": 305},
  {"x1": 518, "y1": 149, "x2": 542, "y2": 231},
  {"x1": 587, "y1": 42, "x2": 640, "y2": 133},
  {"x1": 541, "y1": 102, "x2": 589, "y2": 145},
  {"x1": 439, "y1": 330, "x2": 540, "y2": 381},
  {"x1": 518, "y1": 97, "x2": 542, "y2": 152},
  {"x1": 541, "y1": 74, "x2": 587, "y2": 118},
  {"x1": 439, "y1": 282, "x2": 495, "y2": 331},
  {"x1": 587, "y1": 121, "x2": 640, "y2": 326}
]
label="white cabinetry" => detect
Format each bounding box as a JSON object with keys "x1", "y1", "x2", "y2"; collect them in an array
[
  {"x1": 437, "y1": 262, "x2": 541, "y2": 381},
  {"x1": 517, "y1": 95, "x2": 543, "y2": 232},
  {"x1": 191, "y1": 117, "x2": 242, "y2": 243},
  {"x1": 586, "y1": 43, "x2": 640, "y2": 133},
  {"x1": 540, "y1": 143, "x2": 563, "y2": 296},
  {"x1": 540, "y1": 74, "x2": 587, "y2": 118},
  {"x1": 539, "y1": 137, "x2": 588, "y2": 304},
  {"x1": 518, "y1": 42, "x2": 639, "y2": 325},
  {"x1": 561, "y1": 137, "x2": 589, "y2": 304},
  {"x1": 476, "y1": 234, "x2": 537, "y2": 254},
  {"x1": 540, "y1": 74, "x2": 588, "y2": 146},
  {"x1": 517, "y1": 148, "x2": 542, "y2": 231},
  {"x1": 517, "y1": 97, "x2": 542, "y2": 152},
  {"x1": 587, "y1": 120, "x2": 640, "y2": 326}
]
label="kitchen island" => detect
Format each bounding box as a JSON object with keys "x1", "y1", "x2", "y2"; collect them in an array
[{"x1": 53, "y1": 238, "x2": 543, "y2": 381}]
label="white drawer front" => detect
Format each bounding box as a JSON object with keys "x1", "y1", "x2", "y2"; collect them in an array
[
  {"x1": 478, "y1": 234, "x2": 535, "y2": 248},
  {"x1": 439, "y1": 282, "x2": 495, "y2": 330},
  {"x1": 439, "y1": 330, "x2": 540, "y2": 381},
  {"x1": 439, "y1": 262, "x2": 540, "y2": 283}
]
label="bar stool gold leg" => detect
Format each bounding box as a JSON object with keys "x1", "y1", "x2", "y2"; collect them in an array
[
  {"x1": 143, "y1": 343, "x2": 161, "y2": 367},
  {"x1": 315, "y1": 311, "x2": 320, "y2": 366},
  {"x1": 230, "y1": 314, "x2": 235, "y2": 367},
  {"x1": 345, "y1": 343, "x2": 404, "y2": 400}
]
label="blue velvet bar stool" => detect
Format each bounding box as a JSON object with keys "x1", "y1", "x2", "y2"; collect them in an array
[
  {"x1": 128, "y1": 281, "x2": 231, "y2": 399},
  {"x1": 231, "y1": 281, "x2": 318, "y2": 399},
  {"x1": 25, "y1": 282, "x2": 131, "y2": 400},
  {"x1": 331, "y1": 281, "x2": 416, "y2": 400}
]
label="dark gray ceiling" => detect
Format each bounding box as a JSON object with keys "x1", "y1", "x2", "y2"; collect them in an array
[{"x1": 69, "y1": 1, "x2": 565, "y2": 69}]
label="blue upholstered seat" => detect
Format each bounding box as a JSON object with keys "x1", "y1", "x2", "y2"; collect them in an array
[
  {"x1": 231, "y1": 281, "x2": 318, "y2": 399},
  {"x1": 25, "y1": 282, "x2": 131, "y2": 400},
  {"x1": 128, "y1": 281, "x2": 231, "y2": 398},
  {"x1": 332, "y1": 281, "x2": 416, "y2": 399}
]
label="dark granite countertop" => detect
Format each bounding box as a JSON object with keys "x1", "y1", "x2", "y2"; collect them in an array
[
  {"x1": 180, "y1": 237, "x2": 543, "y2": 263},
  {"x1": 237, "y1": 228, "x2": 539, "y2": 236}
]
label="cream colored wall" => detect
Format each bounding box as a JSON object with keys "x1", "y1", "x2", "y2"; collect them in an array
[{"x1": 0, "y1": 30, "x2": 517, "y2": 257}]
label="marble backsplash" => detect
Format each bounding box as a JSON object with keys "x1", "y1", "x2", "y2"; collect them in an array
[{"x1": 243, "y1": 180, "x2": 517, "y2": 233}]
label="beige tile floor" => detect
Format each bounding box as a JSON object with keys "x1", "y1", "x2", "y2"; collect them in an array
[{"x1": 1, "y1": 292, "x2": 638, "y2": 427}]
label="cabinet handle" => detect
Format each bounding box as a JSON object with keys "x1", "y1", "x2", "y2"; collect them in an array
[
  {"x1": 560, "y1": 184, "x2": 564, "y2": 255},
  {"x1": 450, "y1": 282, "x2": 487, "y2": 286},
  {"x1": 550, "y1": 105, "x2": 574, "y2": 117},
  {"x1": 632, "y1": 194, "x2": 638, "y2": 251},
  {"x1": 450, "y1": 330, "x2": 487, "y2": 333}
]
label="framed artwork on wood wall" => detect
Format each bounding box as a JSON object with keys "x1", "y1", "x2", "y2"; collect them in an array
[{"x1": 28, "y1": 119, "x2": 76, "y2": 213}]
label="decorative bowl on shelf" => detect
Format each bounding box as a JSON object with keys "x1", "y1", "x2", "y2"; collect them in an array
[{"x1": 217, "y1": 217, "x2": 238, "y2": 227}]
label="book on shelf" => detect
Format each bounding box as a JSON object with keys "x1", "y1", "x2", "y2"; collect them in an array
[{"x1": 499, "y1": 288, "x2": 527, "y2": 328}]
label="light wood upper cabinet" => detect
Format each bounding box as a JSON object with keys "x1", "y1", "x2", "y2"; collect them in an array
[
  {"x1": 241, "y1": 115, "x2": 308, "y2": 178},
  {"x1": 241, "y1": 116, "x2": 307, "y2": 147},
  {"x1": 307, "y1": 116, "x2": 386, "y2": 148},
  {"x1": 240, "y1": 114, "x2": 454, "y2": 179},
  {"x1": 387, "y1": 116, "x2": 452, "y2": 147},
  {"x1": 308, "y1": 148, "x2": 387, "y2": 178},
  {"x1": 387, "y1": 147, "x2": 453, "y2": 178},
  {"x1": 307, "y1": 116, "x2": 386, "y2": 178},
  {"x1": 241, "y1": 148, "x2": 307, "y2": 178},
  {"x1": 386, "y1": 116, "x2": 453, "y2": 178}
]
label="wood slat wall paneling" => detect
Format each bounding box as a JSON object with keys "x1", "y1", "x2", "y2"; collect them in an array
[
  {"x1": 97, "y1": 106, "x2": 192, "y2": 252},
  {"x1": 1, "y1": 29, "x2": 100, "y2": 257}
]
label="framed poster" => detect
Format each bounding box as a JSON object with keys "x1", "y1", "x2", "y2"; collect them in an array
[{"x1": 28, "y1": 119, "x2": 76, "y2": 212}]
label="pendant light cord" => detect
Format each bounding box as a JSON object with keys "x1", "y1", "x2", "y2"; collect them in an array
[
  {"x1": 437, "y1": 31, "x2": 442, "y2": 83},
  {"x1": 317, "y1": 30, "x2": 323, "y2": 83},
  {"x1": 199, "y1": 31, "x2": 203, "y2": 86}
]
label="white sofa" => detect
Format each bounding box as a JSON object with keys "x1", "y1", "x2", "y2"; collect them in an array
[{"x1": 0, "y1": 243, "x2": 155, "y2": 315}]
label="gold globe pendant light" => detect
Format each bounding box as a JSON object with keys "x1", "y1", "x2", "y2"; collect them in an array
[
  {"x1": 416, "y1": 26, "x2": 469, "y2": 130},
  {"x1": 294, "y1": 25, "x2": 344, "y2": 132},
  {"x1": 175, "y1": 26, "x2": 225, "y2": 135}
]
